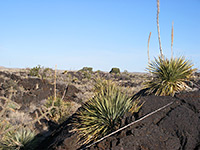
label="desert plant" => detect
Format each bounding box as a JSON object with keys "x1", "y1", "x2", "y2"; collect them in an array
[
  {"x1": 45, "y1": 96, "x2": 71, "y2": 124},
  {"x1": 82, "y1": 71, "x2": 92, "y2": 80},
  {"x1": 109, "y1": 67, "x2": 120, "y2": 74},
  {"x1": 41, "y1": 67, "x2": 53, "y2": 79},
  {"x1": 0, "y1": 127, "x2": 35, "y2": 150},
  {"x1": 73, "y1": 80, "x2": 142, "y2": 144},
  {"x1": 79, "y1": 67, "x2": 93, "y2": 72},
  {"x1": 29, "y1": 65, "x2": 41, "y2": 77},
  {"x1": 145, "y1": 56, "x2": 197, "y2": 96}
]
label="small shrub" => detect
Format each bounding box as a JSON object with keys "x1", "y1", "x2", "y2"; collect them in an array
[
  {"x1": 73, "y1": 80, "x2": 142, "y2": 144},
  {"x1": 82, "y1": 71, "x2": 92, "y2": 79},
  {"x1": 123, "y1": 70, "x2": 128, "y2": 73},
  {"x1": 78, "y1": 67, "x2": 93, "y2": 80},
  {"x1": 62, "y1": 70, "x2": 68, "y2": 74},
  {"x1": 29, "y1": 65, "x2": 53, "y2": 79},
  {"x1": 0, "y1": 127, "x2": 36, "y2": 150},
  {"x1": 79, "y1": 67, "x2": 93, "y2": 72},
  {"x1": 109, "y1": 67, "x2": 120, "y2": 74},
  {"x1": 145, "y1": 56, "x2": 197, "y2": 96},
  {"x1": 29, "y1": 65, "x2": 41, "y2": 77},
  {"x1": 41, "y1": 67, "x2": 53, "y2": 79},
  {"x1": 45, "y1": 96, "x2": 71, "y2": 124},
  {"x1": 96, "y1": 70, "x2": 101, "y2": 73}
]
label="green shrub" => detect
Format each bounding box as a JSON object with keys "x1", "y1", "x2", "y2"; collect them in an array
[
  {"x1": 145, "y1": 56, "x2": 197, "y2": 96},
  {"x1": 0, "y1": 127, "x2": 36, "y2": 150},
  {"x1": 73, "y1": 80, "x2": 142, "y2": 144},
  {"x1": 79, "y1": 67, "x2": 93, "y2": 72},
  {"x1": 123, "y1": 70, "x2": 128, "y2": 73},
  {"x1": 29, "y1": 65, "x2": 41, "y2": 77},
  {"x1": 62, "y1": 70, "x2": 68, "y2": 74},
  {"x1": 41, "y1": 67, "x2": 53, "y2": 79},
  {"x1": 82, "y1": 71, "x2": 92, "y2": 79},
  {"x1": 29, "y1": 65, "x2": 53, "y2": 79},
  {"x1": 109, "y1": 67, "x2": 120, "y2": 74}
]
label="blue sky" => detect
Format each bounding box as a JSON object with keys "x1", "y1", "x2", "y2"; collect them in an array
[{"x1": 0, "y1": 0, "x2": 199, "y2": 72}]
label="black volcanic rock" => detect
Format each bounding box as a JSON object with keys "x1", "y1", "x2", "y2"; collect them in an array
[
  {"x1": 36, "y1": 90, "x2": 200, "y2": 150},
  {"x1": 88, "y1": 91, "x2": 200, "y2": 150},
  {"x1": 0, "y1": 71, "x2": 81, "y2": 110}
]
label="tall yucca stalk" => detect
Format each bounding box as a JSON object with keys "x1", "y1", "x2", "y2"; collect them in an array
[
  {"x1": 147, "y1": 32, "x2": 152, "y2": 64},
  {"x1": 145, "y1": 56, "x2": 197, "y2": 96},
  {"x1": 157, "y1": 0, "x2": 164, "y2": 59},
  {"x1": 73, "y1": 80, "x2": 142, "y2": 145}
]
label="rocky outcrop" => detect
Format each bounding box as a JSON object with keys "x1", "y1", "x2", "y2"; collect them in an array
[
  {"x1": 0, "y1": 71, "x2": 81, "y2": 111},
  {"x1": 36, "y1": 90, "x2": 200, "y2": 150}
]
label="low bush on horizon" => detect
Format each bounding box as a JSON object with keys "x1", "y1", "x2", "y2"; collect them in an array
[
  {"x1": 145, "y1": 56, "x2": 197, "y2": 96},
  {"x1": 109, "y1": 67, "x2": 120, "y2": 74},
  {"x1": 29, "y1": 65, "x2": 41, "y2": 77},
  {"x1": 79, "y1": 67, "x2": 93, "y2": 73},
  {"x1": 73, "y1": 80, "x2": 142, "y2": 145}
]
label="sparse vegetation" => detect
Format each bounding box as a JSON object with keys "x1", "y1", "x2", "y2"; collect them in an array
[
  {"x1": 79, "y1": 67, "x2": 93, "y2": 73},
  {"x1": 0, "y1": 67, "x2": 61, "y2": 149}
]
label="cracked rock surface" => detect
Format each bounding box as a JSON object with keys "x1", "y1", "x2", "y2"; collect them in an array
[
  {"x1": 37, "y1": 90, "x2": 200, "y2": 150},
  {"x1": 88, "y1": 91, "x2": 200, "y2": 150}
]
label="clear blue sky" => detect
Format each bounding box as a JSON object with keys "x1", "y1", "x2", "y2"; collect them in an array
[{"x1": 0, "y1": 0, "x2": 199, "y2": 72}]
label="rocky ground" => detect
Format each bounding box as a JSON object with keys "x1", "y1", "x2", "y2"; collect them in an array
[
  {"x1": 0, "y1": 66, "x2": 200, "y2": 150},
  {"x1": 37, "y1": 90, "x2": 200, "y2": 150},
  {"x1": 0, "y1": 67, "x2": 150, "y2": 143}
]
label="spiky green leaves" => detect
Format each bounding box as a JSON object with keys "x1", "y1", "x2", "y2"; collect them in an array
[
  {"x1": 145, "y1": 56, "x2": 197, "y2": 96},
  {"x1": 73, "y1": 80, "x2": 141, "y2": 145},
  {"x1": 0, "y1": 127, "x2": 35, "y2": 150}
]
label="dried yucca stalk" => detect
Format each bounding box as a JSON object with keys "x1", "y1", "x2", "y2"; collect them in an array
[
  {"x1": 147, "y1": 32, "x2": 151, "y2": 64},
  {"x1": 157, "y1": 0, "x2": 163, "y2": 59}
]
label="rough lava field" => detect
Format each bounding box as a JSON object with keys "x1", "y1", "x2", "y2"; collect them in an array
[{"x1": 0, "y1": 66, "x2": 200, "y2": 150}]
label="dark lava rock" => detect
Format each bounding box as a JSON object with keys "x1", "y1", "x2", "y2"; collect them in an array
[
  {"x1": 0, "y1": 71, "x2": 81, "y2": 110},
  {"x1": 65, "y1": 84, "x2": 81, "y2": 102},
  {"x1": 36, "y1": 90, "x2": 200, "y2": 150}
]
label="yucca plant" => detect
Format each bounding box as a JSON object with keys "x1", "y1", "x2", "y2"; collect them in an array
[
  {"x1": 145, "y1": 56, "x2": 197, "y2": 96},
  {"x1": 0, "y1": 127, "x2": 35, "y2": 150},
  {"x1": 73, "y1": 80, "x2": 142, "y2": 145}
]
